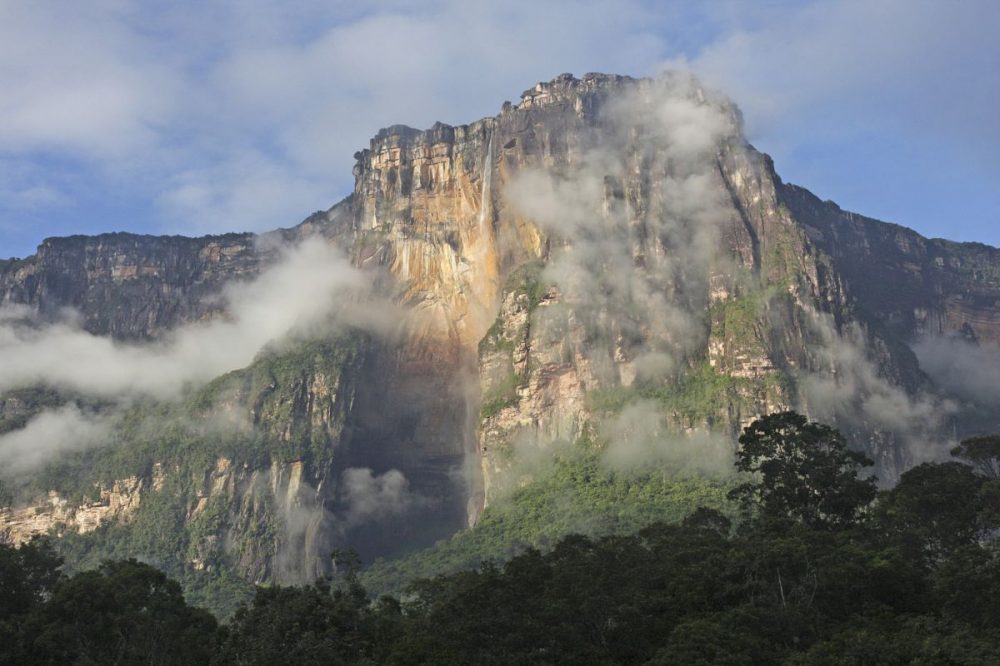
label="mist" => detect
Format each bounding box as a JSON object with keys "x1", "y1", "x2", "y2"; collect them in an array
[
  {"x1": 0, "y1": 404, "x2": 109, "y2": 474},
  {"x1": 601, "y1": 400, "x2": 734, "y2": 478},
  {"x1": 0, "y1": 236, "x2": 385, "y2": 475},
  {"x1": 0, "y1": 237, "x2": 368, "y2": 399},
  {"x1": 912, "y1": 335, "x2": 1000, "y2": 406},
  {"x1": 484, "y1": 76, "x2": 754, "y2": 486},
  {"x1": 505, "y1": 74, "x2": 741, "y2": 389},
  {"x1": 502, "y1": 74, "x2": 960, "y2": 479},
  {"x1": 341, "y1": 468, "x2": 424, "y2": 528},
  {"x1": 799, "y1": 312, "x2": 956, "y2": 464}
]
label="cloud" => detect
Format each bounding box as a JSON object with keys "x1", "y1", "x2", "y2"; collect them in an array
[
  {"x1": 340, "y1": 467, "x2": 422, "y2": 527},
  {"x1": 2, "y1": 1, "x2": 996, "y2": 257},
  {"x1": 0, "y1": 404, "x2": 111, "y2": 474},
  {"x1": 155, "y1": 0, "x2": 670, "y2": 235},
  {"x1": 0, "y1": 237, "x2": 368, "y2": 399},
  {"x1": 491, "y1": 75, "x2": 746, "y2": 483},
  {"x1": 673, "y1": 0, "x2": 1000, "y2": 244},
  {"x1": 501, "y1": 67, "x2": 961, "y2": 477},
  {"x1": 506, "y1": 74, "x2": 740, "y2": 375},
  {"x1": 679, "y1": 0, "x2": 999, "y2": 157},
  {"x1": 270, "y1": 466, "x2": 426, "y2": 580},
  {"x1": 0, "y1": 234, "x2": 390, "y2": 474},
  {"x1": 0, "y1": 2, "x2": 995, "y2": 482},
  {"x1": 0, "y1": 1, "x2": 674, "y2": 255},
  {"x1": 498, "y1": 71, "x2": 966, "y2": 484},
  {"x1": 798, "y1": 312, "x2": 956, "y2": 466},
  {"x1": 0, "y1": 2, "x2": 181, "y2": 158},
  {"x1": 601, "y1": 400, "x2": 734, "y2": 478},
  {"x1": 912, "y1": 336, "x2": 1000, "y2": 407},
  {"x1": 155, "y1": 153, "x2": 335, "y2": 239}
]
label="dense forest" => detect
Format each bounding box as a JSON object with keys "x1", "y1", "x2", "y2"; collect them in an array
[{"x1": 3, "y1": 412, "x2": 999, "y2": 664}]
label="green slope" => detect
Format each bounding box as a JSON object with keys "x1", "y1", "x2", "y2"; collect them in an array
[{"x1": 361, "y1": 448, "x2": 736, "y2": 597}]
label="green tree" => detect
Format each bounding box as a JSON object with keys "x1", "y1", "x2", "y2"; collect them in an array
[
  {"x1": 949, "y1": 435, "x2": 1000, "y2": 537},
  {"x1": 951, "y1": 435, "x2": 1000, "y2": 479},
  {"x1": 0, "y1": 539, "x2": 64, "y2": 664},
  {"x1": 931, "y1": 545, "x2": 1000, "y2": 629},
  {"x1": 729, "y1": 412, "x2": 877, "y2": 529},
  {"x1": 877, "y1": 462, "x2": 987, "y2": 559},
  {"x1": 218, "y1": 578, "x2": 388, "y2": 665},
  {"x1": 649, "y1": 608, "x2": 785, "y2": 665},
  {"x1": 0, "y1": 538, "x2": 63, "y2": 621},
  {"x1": 28, "y1": 559, "x2": 220, "y2": 665}
]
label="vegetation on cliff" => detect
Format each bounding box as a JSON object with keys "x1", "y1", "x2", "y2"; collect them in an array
[
  {"x1": 4, "y1": 330, "x2": 367, "y2": 618},
  {"x1": 2, "y1": 413, "x2": 999, "y2": 664},
  {"x1": 1, "y1": 72, "x2": 999, "y2": 659},
  {"x1": 361, "y1": 449, "x2": 733, "y2": 597}
]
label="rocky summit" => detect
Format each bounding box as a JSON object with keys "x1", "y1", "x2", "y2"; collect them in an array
[{"x1": 2, "y1": 73, "x2": 999, "y2": 613}]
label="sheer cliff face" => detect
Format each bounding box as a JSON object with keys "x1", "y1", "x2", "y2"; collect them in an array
[
  {"x1": 2, "y1": 72, "x2": 1000, "y2": 583},
  {"x1": 309, "y1": 73, "x2": 980, "y2": 510},
  {"x1": 336, "y1": 72, "x2": 997, "y2": 503},
  {"x1": 781, "y1": 184, "x2": 1000, "y2": 347},
  {"x1": 0, "y1": 233, "x2": 265, "y2": 339}
]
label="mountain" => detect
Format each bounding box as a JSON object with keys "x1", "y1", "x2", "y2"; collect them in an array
[{"x1": 2, "y1": 72, "x2": 998, "y2": 613}]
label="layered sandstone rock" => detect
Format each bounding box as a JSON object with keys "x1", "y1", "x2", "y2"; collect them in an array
[
  {"x1": 1, "y1": 72, "x2": 999, "y2": 584},
  {"x1": 0, "y1": 477, "x2": 142, "y2": 544}
]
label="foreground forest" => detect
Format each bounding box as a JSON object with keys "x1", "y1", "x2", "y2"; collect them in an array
[{"x1": 3, "y1": 412, "x2": 999, "y2": 665}]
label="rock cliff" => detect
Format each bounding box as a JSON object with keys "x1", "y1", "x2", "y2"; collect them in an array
[
  {"x1": 1, "y1": 73, "x2": 998, "y2": 606},
  {"x1": 782, "y1": 184, "x2": 1000, "y2": 346},
  {"x1": 0, "y1": 232, "x2": 266, "y2": 339}
]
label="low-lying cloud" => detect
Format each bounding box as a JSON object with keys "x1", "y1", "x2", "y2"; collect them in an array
[
  {"x1": 341, "y1": 468, "x2": 423, "y2": 527},
  {"x1": 496, "y1": 76, "x2": 746, "y2": 481},
  {"x1": 799, "y1": 313, "x2": 956, "y2": 466},
  {"x1": 0, "y1": 237, "x2": 366, "y2": 400},
  {"x1": 0, "y1": 236, "x2": 382, "y2": 476},
  {"x1": 502, "y1": 74, "x2": 964, "y2": 479},
  {"x1": 0, "y1": 404, "x2": 110, "y2": 474},
  {"x1": 912, "y1": 335, "x2": 1000, "y2": 407},
  {"x1": 506, "y1": 74, "x2": 740, "y2": 381},
  {"x1": 601, "y1": 400, "x2": 734, "y2": 478}
]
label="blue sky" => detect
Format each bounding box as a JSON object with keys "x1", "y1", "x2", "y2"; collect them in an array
[{"x1": 1, "y1": 0, "x2": 997, "y2": 258}]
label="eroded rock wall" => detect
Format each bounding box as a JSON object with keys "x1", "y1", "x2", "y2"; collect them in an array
[
  {"x1": 1, "y1": 72, "x2": 999, "y2": 579},
  {"x1": 0, "y1": 232, "x2": 271, "y2": 339}
]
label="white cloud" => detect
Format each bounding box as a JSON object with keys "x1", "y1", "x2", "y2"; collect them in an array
[
  {"x1": 0, "y1": 404, "x2": 111, "y2": 474},
  {"x1": 0, "y1": 237, "x2": 367, "y2": 399},
  {"x1": 155, "y1": 150, "x2": 332, "y2": 236},
  {"x1": 601, "y1": 400, "x2": 734, "y2": 477},
  {"x1": 0, "y1": 2, "x2": 181, "y2": 157},
  {"x1": 0, "y1": 234, "x2": 393, "y2": 473},
  {"x1": 912, "y1": 336, "x2": 1000, "y2": 407},
  {"x1": 0, "y1": 1, "x2": 670, "y2": 244},
  {"x1": 1, "y1": 1, "x2": 997, "y2": 252},
  {"x1": 505, "y1": 75, "x2": 739, "y2": 369},
  {"x1": 677, "y1": 0, "x2": 1000, "y2": 170},
  {"x1": 341, "y1": 467, "x2": 422, "y2": 526},
  {"x1": 799, "y1": 312, "x2": 956, "y2": 465}
]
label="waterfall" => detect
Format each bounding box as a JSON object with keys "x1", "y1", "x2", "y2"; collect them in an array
[{"x1": 478, "y1": 130, "x2": 495, "y2": 235}]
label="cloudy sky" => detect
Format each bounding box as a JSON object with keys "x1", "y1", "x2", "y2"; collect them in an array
[{"x1": 0, "y1": 0, "x2": 996, "y2": 258}]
